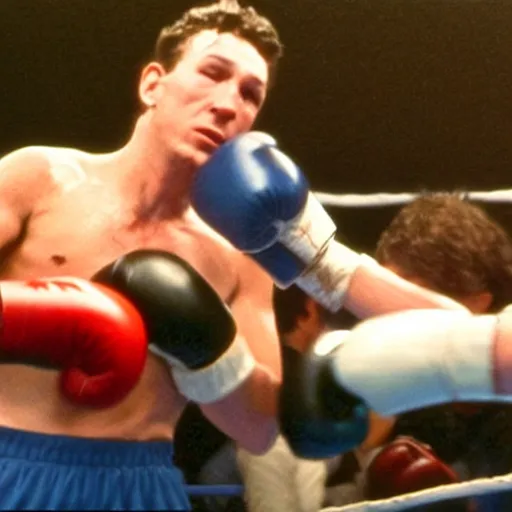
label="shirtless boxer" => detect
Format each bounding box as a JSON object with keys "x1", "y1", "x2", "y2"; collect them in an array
[
  {"x1": 0, "y1": 4, "x2": 482, "y2": 510},
  {"x1": 0, "y1": 2, "x2": 284, "y2": 509}
]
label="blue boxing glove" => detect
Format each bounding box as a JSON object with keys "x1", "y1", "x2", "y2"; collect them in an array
[
  {"x1": 279, "y1": 333, "x2": 369, "y2": 459},
  {"x1": 191, "y1": 132, "x2": 364, "y2": 312}
]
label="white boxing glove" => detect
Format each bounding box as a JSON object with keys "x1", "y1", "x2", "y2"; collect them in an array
[{"x1": 327, "y1": 308, "x2": 511, "y2": 416}]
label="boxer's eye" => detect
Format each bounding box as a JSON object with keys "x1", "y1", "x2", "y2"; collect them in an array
[
  {"x1": 201, "y1": 65, "x2": 226, "y2": 81},
  {"x1": 241, "y1": 85, "x2": 262, "y2": 107}
]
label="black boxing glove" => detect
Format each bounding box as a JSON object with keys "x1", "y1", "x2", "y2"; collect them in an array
[
  {"x1": 279, "y1": 333, "x2": 369, "y2": 459},
  {"x1": 92, "y1": 250, "x2": 256, "y2": 403}
]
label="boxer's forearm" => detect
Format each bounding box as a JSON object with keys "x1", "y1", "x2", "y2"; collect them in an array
[
  {"x1": 200, "y1": 364, "x2": 279, "y2": 454},
  {"x1": 297, "y1": 241, "x2": 468, "y2": 316},
  {"x1": 344, "y1": 255, "x2": 468, "y2": 319}
]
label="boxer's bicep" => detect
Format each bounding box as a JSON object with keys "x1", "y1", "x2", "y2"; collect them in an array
[
  {"x1": 229, "y1": 254, "x2": 281, "y2": 379},
  {"x1": 199, "y1": 255, "x2": 281, "y2": 453}
]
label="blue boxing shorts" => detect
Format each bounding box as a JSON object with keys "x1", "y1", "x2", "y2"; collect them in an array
[{"x1": 0, "y1": 426, "x2": 191, "y2": 510}]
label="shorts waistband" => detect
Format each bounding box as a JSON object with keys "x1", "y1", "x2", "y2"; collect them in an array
[{"x1": 0, "y1": 426, "x2": 174, "y2": 468}]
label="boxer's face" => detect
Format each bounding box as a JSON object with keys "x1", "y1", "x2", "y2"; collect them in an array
[{"x1": 140, "y1": 30, "x2": 269, "y2": 168}]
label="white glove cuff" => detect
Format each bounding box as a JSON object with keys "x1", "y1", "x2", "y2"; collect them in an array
[
  {"x1": 151, "y1": 339, "x2": 256, "y2": 404},
  {"x1": 296, "y1": 242, "x2": 366, "y2": 312},
  {"x1": 276, "y1": 192, "x2": 337, "y2": 264}
]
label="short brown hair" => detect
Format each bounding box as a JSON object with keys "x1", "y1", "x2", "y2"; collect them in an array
[
  {"x1": 154, "y1": 1, "x2": 283, "y2": 86},
  {"x1": 272, "y1": 284, "x2": 358, "y2": 338},
  {"x1": 375, "y1": 192, "x2": 512, "y2": 312}
]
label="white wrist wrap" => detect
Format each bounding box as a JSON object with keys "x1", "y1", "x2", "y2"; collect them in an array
[
  {"x1": 330, "y1": 309, "x2": 497, "y2": 416},
  {"x1": 270, "y1": 192, "x2": 336, "y2": 288},
  {"x1": 150, "y1": 339, "x2": 256, "y2": 404},
  {"x1": 277, "y1": 192, "x2": 337, "y2": 260},
  {"x1": 296, "y1": 242, "x2": 367, "y2": 312}
]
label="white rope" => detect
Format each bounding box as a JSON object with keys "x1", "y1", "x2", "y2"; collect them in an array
[
  {"x1": 321, "y1": 472, "x2": 512, "y2": 511},
  {"x1": 314, "y1": 189, "x2": 512, "y2": 208}
]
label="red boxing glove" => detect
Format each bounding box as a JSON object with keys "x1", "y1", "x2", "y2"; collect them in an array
[
  {"x1": 0, "y1": 278, "x2": 147, "y2": 408},
  {"x1": 366, "y1": 436, "x2": 459, "y2": 500}
]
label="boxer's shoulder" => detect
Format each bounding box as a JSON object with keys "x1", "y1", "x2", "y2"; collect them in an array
[
  {"x1": 0, "y1": 146, "x2": 54, "y2": 185},
  {"x1": 0, "y1": 145, "x2": 97, "y2": 196},
  {"x1": 40, "y1": 146, "x2": 101, "y2": 192}
]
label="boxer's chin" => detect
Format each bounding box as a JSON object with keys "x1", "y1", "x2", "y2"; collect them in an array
[
  {"x1": 192, "y1": 148, "x2": 213, "y2": 168},
  {"x1": 194, "y1": 141, "x2": 220, "y2": 166},
  {"x1": 171, "y1": 141, "x2": 212, "y2": 170}
]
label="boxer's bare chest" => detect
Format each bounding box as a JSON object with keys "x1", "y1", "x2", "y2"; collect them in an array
[
  {"x1": 0, "y1": 166, "x2": 243, "y2": 438},
  {"x1": 2, "y1": 185, "x2": 237, "y2": 303}
]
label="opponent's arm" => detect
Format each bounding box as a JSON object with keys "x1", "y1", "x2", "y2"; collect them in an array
[
  {"x1": 278, "y1": 306, "x2": 512, "y2": 458},
  {"x1": 300, "y1": 307, "x2": 512, "y2": 424},
  {"x1": 191, "y1": 132, "x2": 467, "y2": 318}
]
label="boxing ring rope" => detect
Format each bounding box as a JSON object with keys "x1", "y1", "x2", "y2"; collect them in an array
[
  {"x1": 314, "y1": 188, "x2": 512, "y2": 207},
  {"x1": 324, "y1": 473, "x2": 512, "y2": 511},
  {"x1": 185, "y1": 187, "x2": 512, "y2": 508},
  {"x1": 186, "y1": 473, "x2": 512, "y2": 508}
]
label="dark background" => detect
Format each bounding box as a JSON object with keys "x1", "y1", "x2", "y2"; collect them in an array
[{"x1": 2, "y1": 0, "x2": 512, "y2": 249}]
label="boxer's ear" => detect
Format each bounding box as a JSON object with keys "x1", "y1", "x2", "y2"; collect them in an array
[{"x1": 138, "y1": 62, "x2": 166, "y2": 109}]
